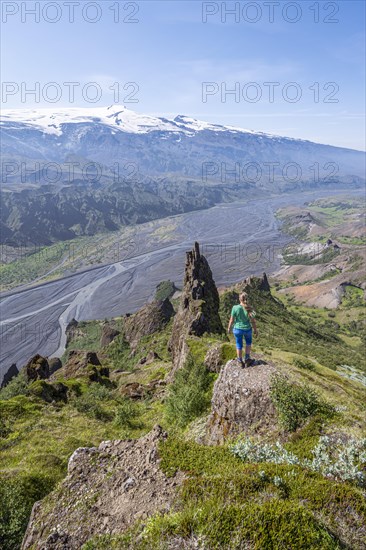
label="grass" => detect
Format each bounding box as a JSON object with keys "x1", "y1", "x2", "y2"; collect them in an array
[
  {"x1": 222, "y1": 284, "x2": 366, "y2": 373},
  {"x1": 276, "y1": 198, "x2": 365, "y2": 248},
  {"x1": 1, "y1": 271, "x2": 365, "y2": 549},
  {"x1": 269, "y1": 373, "x2": 335, "y2": 432},
  {"x1": 154, "y1": 281, "x2": 177, "y2": 302},
  {"x1": 165, "y1": 354, "x2": 213, "y2": 428},
  {"x1": 137, "y1": 437, "x2": 366, "y2": 550},
  {"x1": 0, "y1": 375, "x2": 164, "y2": 549}
]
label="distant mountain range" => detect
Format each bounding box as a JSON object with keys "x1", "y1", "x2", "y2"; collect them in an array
[{"x1": 1, "y1": 106, "x2": 365, "y2": 246}]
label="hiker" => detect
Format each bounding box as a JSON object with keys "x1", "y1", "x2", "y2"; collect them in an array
[{"x1": 227, "y1": 292, "x2": 258, "y2": 367}]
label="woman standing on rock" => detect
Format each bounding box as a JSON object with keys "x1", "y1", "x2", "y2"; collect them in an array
[{"x1": 227, "y1": 292, "x2": 258, "y2": 367}]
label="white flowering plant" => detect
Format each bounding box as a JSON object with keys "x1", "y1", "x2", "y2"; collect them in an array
[{"x1": 231, "y1": 436, "x2": 366, "y2": 486}]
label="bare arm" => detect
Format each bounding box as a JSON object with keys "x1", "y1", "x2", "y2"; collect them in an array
[
  {"x1": 227, "y1": 315, "x2": 234, "y2": 333},
  {"x1": 250, "y1": 315, "x2": 258, "y2": 336}
]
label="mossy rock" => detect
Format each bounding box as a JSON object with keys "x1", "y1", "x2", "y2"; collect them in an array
[
  {"x1": 29, "y1": 381, "x2": 68, "y2": 403},
  {"x1": 87, "y1": 364, "x2": 110, "y2": 383}
]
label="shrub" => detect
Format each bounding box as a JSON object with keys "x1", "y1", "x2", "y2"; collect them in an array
[
  {"x1": 0, "y1": 371, "x2": 28, "y2": 400},
  {"x1": 231, "y1": 436, "x2": 366, "y2": 486},
  {"x1": 70, "y1": 392, "x2": 110, "y2": 422},
  {"x1": 0, "y1": 473, "x2": 55, "y2": 550},
  {"x1": 292, "y1": 358, "x2": 316, "y2": 371},
  {"x1": 0, "y1": 417, "x2": 11, "y2": 439},
  {"x1": 231, "y1": 438, "x2": 301, "y2": 466},
  {"x1": 154, "y1": 280, "x2": 176, "y2": 302},
  {"x1": 165, "y1": 355, "x2": 211, "y2": 428},
  {"x1": 87, "y1": 384, "x2": 111, "y2": 401},
  {"x1": 270, "y1": 374, "x2": 334, "y2": 431},
  {"x1": 219, "y1": 290, "x2": 239, "y2": 327},
  {"x1": 114, "y1": 398, "x2": 140, "y2": 429},
  {"x1": 308, "y1": 436, "x2": 366, "y2": 485}
]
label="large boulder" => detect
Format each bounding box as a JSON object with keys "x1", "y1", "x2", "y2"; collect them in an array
[
  {"x1": 56, "y1": 351, "x2": 108, "y2": 382},
  {"x1": 1, "y1": 363, "x2": 19, "y2": 388},
  {"x1": 205, "y1": 359, "x2": 278, "y2": 445},
  {"x1": 25, "y1": 355, "x2": 50, "y2": 382},
  {"x1": 100, "y1": 323, "x2": 120, "y2": 347},
  {"x1": 29, "y1": 381, "x2": 68, "y2": 403},
  {"x1": 169, "y1": 242, "x2": 224, "y2": 377},
  {"x1": 22, "y1": 426, "x2": 184, "y2": 550},
  {"x1": 48, "y1": 357, "x2": 62, "y2": 376},
  {"x1": 124, "y1": 298, "x2": 174, "y2": 351}
]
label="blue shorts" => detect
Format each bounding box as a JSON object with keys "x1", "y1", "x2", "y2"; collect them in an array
[{"x1": 233, "y1": 328, "x2": 252, "y2": 350}]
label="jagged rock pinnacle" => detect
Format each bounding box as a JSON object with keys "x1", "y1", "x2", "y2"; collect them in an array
[{"x1": 169, "y1": 242, "x2": 224, "y2": 377}]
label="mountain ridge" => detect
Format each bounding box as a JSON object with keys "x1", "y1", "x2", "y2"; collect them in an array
[{"x1": 1, "y1": 106, "x2": 365, "y2": 245}]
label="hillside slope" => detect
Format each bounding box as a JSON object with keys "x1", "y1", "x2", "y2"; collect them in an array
[{"x1": 0, "y1": 244, "x2": 365, "y2": 550}]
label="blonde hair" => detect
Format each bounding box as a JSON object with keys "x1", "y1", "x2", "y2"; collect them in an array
[{"x1": 239, "y1": 292, "x2": 253, "y2": 312}]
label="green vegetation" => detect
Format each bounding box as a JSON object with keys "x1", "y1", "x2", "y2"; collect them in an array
[
  {"x1": 0, "y1": 375, "x2": 152, "y2": 550},
  {"x1": 338, "y1": 235, "x2": 366, "y2": 245},
  {"x1": 311, "y1": 268, "x2": 341, "y2": 283},
  {"x1": 283, "y1": 245, "x2": 340, "y2": 266},
  {"x1": 270, "y1": 374, "x2": 334, "y2": 432},
  {"x1": 222, "y1": 283, "x2": 366, "y2": 372},
  {"x1": 1, "y1": 263, "x2": 365, "y2": 549},
  {"x1": 0, "y1": 473, "x2": 55, "y2": 550},
  {"x1": 154, "y1": 280, "x2": 177, "y2": 302},
  {"x1": 114, "y1": 398, "x2": 141, "y2": 430},
  {"x1": 292, "y1": 358, "x2": 316, "y2": 371},
  {"x1": 341, "y1": 285, "x2": 364, "y2": 308},
  {"x1": 231, "y1": 436, "x2": 366, "y2": 485},
  {"x1": 0, "y1": 370, "x2": 28, "y2": 400},
  {"x1": 165, "y1": 355, "x2": 213, "y2": 428},
  {"x1": 135, "y1": 437, "x2": 366, "y2": 550},
  {"x1": 0, "y1": 240, "x2": 76, "y2": 291}
]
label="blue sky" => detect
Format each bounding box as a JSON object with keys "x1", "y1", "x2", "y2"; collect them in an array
[{"x1": 1, "y1": 0, "x2": 365, "y2": 149}]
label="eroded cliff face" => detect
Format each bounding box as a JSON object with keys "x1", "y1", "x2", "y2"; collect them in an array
[
  {"x1": 22, "y1": 426, "x2": 184, "y2": 550},
  {"x1": 169, "y1": 242, "x2": 224, "y2": 378}
]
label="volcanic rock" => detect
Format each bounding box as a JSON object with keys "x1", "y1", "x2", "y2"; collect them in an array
[
  {"x1": 205, "y1": 359, "x2": 278, "y2": 444},
  {"x1": 169, "y1": 242, "x2": 224, "y2": 377},
  {"x1": 1, "y1": 363, "x2": 19, "y2": 388},
  {"x1": 25, "y1": 355, "x2": 50, "y2": 382},
  {"x1": 21, "y1": 426, "x2": 184, "y2": 550},
  {"x1": 124, "y1": 298, "x2": 174, "y2": 351}
]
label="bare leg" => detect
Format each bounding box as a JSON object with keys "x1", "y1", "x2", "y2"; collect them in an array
[
  {"x1": 245, "y1": 344, "x2": 251, "y2": 358},
  {"x1": 236, "y1": 348, "x2": 243, "y2": 360}
]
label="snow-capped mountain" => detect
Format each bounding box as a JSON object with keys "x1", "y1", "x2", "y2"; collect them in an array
[
  {"x1": 1, "y1": 105, "x2": 365, "y2": 184},
  {"x1": 1, "y1": 105, "x2": 270, "y2": 137},
  {"x1": 1, "y1": 106, "x2": 365, "y2": 246}
]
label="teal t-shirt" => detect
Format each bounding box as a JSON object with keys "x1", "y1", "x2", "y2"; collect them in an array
[{"x1": 231, "y1": 304, "x2": 255, "y2": 330}]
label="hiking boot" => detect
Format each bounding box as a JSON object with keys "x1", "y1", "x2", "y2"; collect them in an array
[
  {"x1": 236, "y1": 357, "x2": 245, "y2": 367},
  {"x1": 245, "y1": 357, "x2": 255, "y2": 368}
]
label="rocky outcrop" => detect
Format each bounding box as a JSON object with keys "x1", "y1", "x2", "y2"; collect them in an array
[
  {"x1": 65, "y1": 318, "x2": 80, "y2": 346},
  {"x1": 48, "y1": 357, "x2": 62, "y2": 376},
  {"x1": 25, "y1": 355, "x2": 50, "y2": 382},
  {"x1": 204, "y1": 344, "x2": 225, "y2": 373},
  {"x1": 205, "y1": 359, "x2": 278, "y2": 445},
  {"x1": 120, "y1": 379, "x2": 166, "y2": 399},
  {"x1": 56, "y1": 351, "x2": 108, "y2": 382},
  {"x1": 22, "y1": 426, "x2": 184, "y2": 550},
  {"x1": 169, "y1": 242, "x2": 224, "y2": 377},
  {"x1": 241, "y1": 272, "x2": 271, "y2": 294},
  {"x1": 29, "y1": 381, "x2": 68, "y2": 403},
  {"x1": 100, "y1": 323, "x2": 121, "y2": 347},
  {"x1": 1, "y1": 363, "x2": 19, "y2": 388},
  {"x1": 124, "y1": 298, "x2": 174, "y2": 351},
  {"x1": 139, "y1": 350, "x2": 162, "y2": 365}
]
